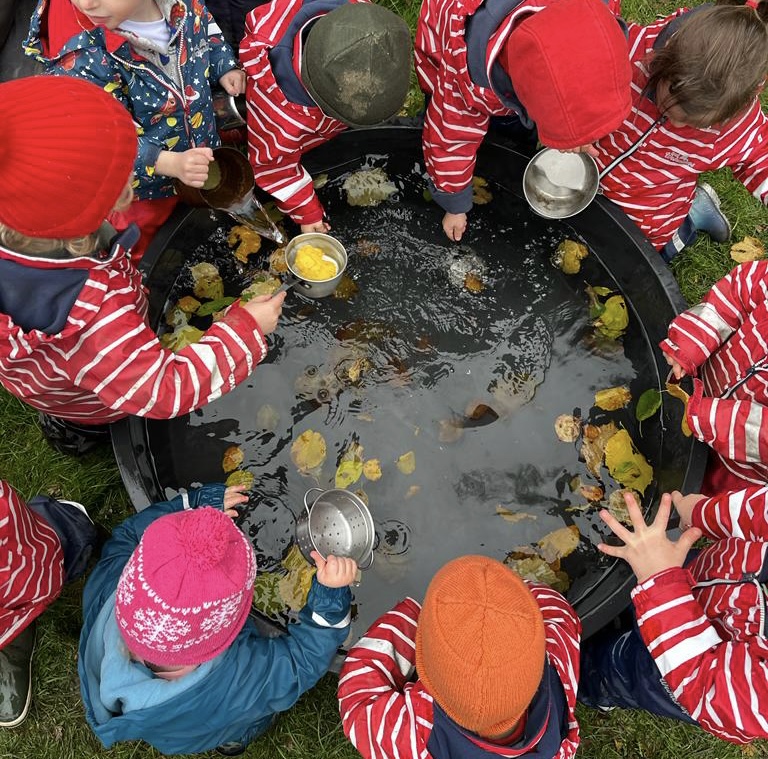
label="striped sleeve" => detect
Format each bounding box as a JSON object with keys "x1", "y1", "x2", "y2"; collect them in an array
[
  {"x1": 63, "y1": 281, "x2": 268, "y2": 419},
  {"x1": 0, "y1": 481, "x2": 64, "y2": 648},
  {"x1": 632, "y1": 567, "x2": 768, "y2": 743},
  {"x1": 693, "y1": 485, "x2": 768, "y2": 540},
  {"x1": 338, "y1": 597, "x2": 432, "y2": 759}
]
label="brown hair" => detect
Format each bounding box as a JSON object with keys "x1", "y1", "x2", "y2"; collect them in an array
[
  {"x1": 647, "y1": 1, "x2": 768, "y2": 127},
  {"x1": 0, "y1": 223, "x2": 101, "y2": 258}
]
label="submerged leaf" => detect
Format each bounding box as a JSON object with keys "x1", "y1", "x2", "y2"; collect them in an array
[
  {"x1": 255, "y1": 404, "x2": 279, "y2": 431},
  {"x1": 635, "y1": 388, "x2": 662, "y2": 422},
  {"x1": 464, "y1": 272, "x2": 484, "y2": 293},
  {"x1": 251, "y1": 572, "x2": 284, "y2": 617},
  {"x1": 362, "y1": 459, "x2": 382, "y2": 481},
  {"x1": 504, "y1": 554, "x2": 570, "y2": 594},
  {"x1": 580, "y1": 421, "x2": 618, "y2": 478},
  {"x1": 225, "y1": 469, "x2": 255, "y2": 489},
  {"x1": 594, "y1": 386, "x2": 632, "y2": 411},
  {"x1": 579, "y1": 484, "x2": 604, "y2": 502},
  {"x1": 196, "y1": 296, "x2": 236, "y2": 316},
  {"x1": 278, "y1": 545, "x2": 315, "y2": 611},
  {"x1": 241, "y1": 273, "x2": 281, "y2": 300},
  {"x1": 472, "y1": 176, "x2": 493, "y2": 205},
  {"x1": 290, "y1": 430, "x2": 327, "y2": 473},
  {"x1": 554, "y1": 414, "x2": 581, "y2": 442},
  {"x1": 227, "y1": 224, "x2": 262, "y2": 262},
  {"x1": 604, "y1": 429, "x2": 654, "y2": 494},
  {"x1": 396, "y1": 450, "x2": 416, "y2": 475},
  {"x1": 222, "y1": 445, "x2": 244, "y2": 473},
  {"x1": 496, "y1": 506, "x2": 537, "y2": 524},
  {"x1": 606, "y1": 489, "x2": 639, "y2": 525},
  {"x1": 268, "y1": 247, "x2": 289, "y2": 274},
  {"x1": 190, "y1": 262, "x2": 224, "y2": 300},
  {"x1": 554, "y1": 240, "x2": 589, "y2": 275},
  {"x1": 538, "y1": 525, "x2": 581, "y2": 563},
  {"x1": 335, "y1": 458, "x2": 363, "y2": 489}
]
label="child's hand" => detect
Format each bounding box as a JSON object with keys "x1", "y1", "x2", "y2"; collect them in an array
[
  {"x1": 156, "y1": 147, "x2": 214, "y2": 187},
  {"x1": 219, "y1": 69, "x2": 246, "y2": 96},
  {"x1": 670, "y1": 490, "x2": 705, "y2": 529},
  {"x1": 559, "y1": 143, "x2": 599, "y2": 159},
  {"x1": 301, "y1": 220, "x2": 331, "y2": 234},
  {"x1": 240, "y1": 291, "x2": 286, "y2": 336},
  {"x1": 597, "y1": 491, "x2": 702, "y2": 584},
  {"x1": 223, "y1": 484, "x2": 250, "y2": 518},
  {"x1": 663, "y1": 351, "x2": 686, "y2": 380},
  {"x1": 311, "y1": 551, "x2": 358, "y2": 588},
  {"x1": 442, "y1": 212, "x2": 467, "y2": 242}
]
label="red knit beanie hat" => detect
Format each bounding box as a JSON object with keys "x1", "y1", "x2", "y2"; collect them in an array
[
  {"x1": 0, "y1": 76, "x2": 137, "y2": 239},
  {"x1": 115, "y1": 507, "x2": 257, "y2": 667},
  {"x1": 501, "y1": 0, "x2": 632, "y2": 149},
  {"x1": 415, "y1": 556, "x2": 546, "y2": 737}
]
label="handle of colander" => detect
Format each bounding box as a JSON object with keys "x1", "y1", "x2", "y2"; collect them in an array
[
  {"x1": 358, "y1": 552, "x2": 374, "y2": 570},
  {"x1": 302, "y1": 487, "x2": 324, "y2": 516}
]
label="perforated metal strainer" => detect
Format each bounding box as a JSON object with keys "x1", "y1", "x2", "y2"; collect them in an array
[{"x1": 296, "y1": 487, "x2": 375, "y2": 569}]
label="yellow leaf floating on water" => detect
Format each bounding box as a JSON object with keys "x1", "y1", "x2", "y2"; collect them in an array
[
  {"x1": 190, "y1": 262, "x2": 224, "y2": 300},
  {"x1": 225, "y1": 469, "x2": 254, "y2": 489},
  {"x1": 604, "y1": 429, "x2": 654, "y2": 494},
  {"x1": 291, "y1": 430, "x2": 327, "y2": 473},
  {"x1": 665, "y1": 381, "x2": 693, "y2": 437},
  {"x1": 336, "y1": 458, "x2": 363, "y2": 489},
  {"x1": 730, "y1": 236, "x2": 765, "y2": 263},
  {"x1": 278, "y1": 544, "x2": 315, "y2": 612},
  {"x1": 496, "y1": 506, "x2": 537, "y2": 524},
  {"x1": 472, "y1": 176, "x2": 493, "y2": 205},
  {"x1": 504, "y1": 553, "x2": 570, "y2": 594},
  {"x1": 362, "y1": 459, "x2": 382, "y2": 481},
  {"x1": 252, "y1": 572, "x2": 283, "y2": 617},
  {"x1": 554, "y1": 414, "x2": 581, "y2": 442},
  {"x1": 580, "y1": 421, "x2": 618, "y2": 478},
  {"x1": 595, "y1": 295, "x2": 629, "y2": 340},
  {"x1": 396, "y1": 450, "x2": 416, "y2": 475},
  {"x1": 464, "y1": 272, "x2": 484, "y2": 293},
  {"x1": 594, "y1": 386, "x2": 632, "y2": 411},
  {"x1": 537, "y1": 525, "x2": 581, "y2": 563},
  {"x1": 268, "y1": 247, "x2": 289, "y2": 274},
  {"x1": 222, "y1": 445, "x2": 244, "y2": 473},
  {"x1": 554, "y1": 240, "x2": 589, "y2": 275}
]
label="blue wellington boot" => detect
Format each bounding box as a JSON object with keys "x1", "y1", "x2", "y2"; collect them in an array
[{"x1": 688, "y1": 182, "x2": 732, "y2": 243}]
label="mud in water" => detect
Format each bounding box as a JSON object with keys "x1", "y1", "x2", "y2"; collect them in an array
[{"x1": 147, "y1": 154, "x2": 659, "y2": 641}]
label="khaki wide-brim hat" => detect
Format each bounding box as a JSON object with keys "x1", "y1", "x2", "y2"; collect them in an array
[{"x1": 301, "y1": 3, "x2": 412, "y2": 129}]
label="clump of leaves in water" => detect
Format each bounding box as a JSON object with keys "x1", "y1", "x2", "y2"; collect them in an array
[
  {"x1": 594, "y1": 385, "x2": 631, "y2": 411},
  {"x1": 553, "y1": 239, "x2": 589, "y2": 275},
  {"x1": 343, "y1": 168, "x2": 397, "y2": 207},
  {"x1": 190, "y1": 262, "x2": 224, "y2": 301},
  {"x1": 227, "y1": 224, "x2": 262, "y2": 263},
  {"x1": 472, "y1": 176, "x2": 493, "y2": 205},
  {"x1": 586, "y1": 284, "x2": 629, "y2": 340}
]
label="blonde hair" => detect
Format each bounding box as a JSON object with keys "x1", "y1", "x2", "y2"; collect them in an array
[
  {"x1": 0, "y1": 223, "x2": 101, "y2": 258},
  {"x1": 648, "y1": 2, "x2": 768, "y2": 127}
]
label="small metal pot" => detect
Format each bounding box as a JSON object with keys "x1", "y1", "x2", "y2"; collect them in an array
[
  {"x1": 283, "y1": 233, "x2": 348, "y2": 299},
  {"x1": 174, "y1": 146, "x2": 253, "y2": 209},
  {"x1": 522, "y1": 149, "x2": 600, "y2": 219},
  {"x1": 295, "y1": 487, "x2": 375, "y2": 569}
]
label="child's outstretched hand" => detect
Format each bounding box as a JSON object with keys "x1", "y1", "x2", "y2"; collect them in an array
[
  {"x1": 240, "y1": 291, "x2": 286, "y2": 336},
  {"x1": 219, "y1": 69, "x2": 246, "y2": 96},
  {"x1": 597, "y1": 491, "x2": 702, "y2": 584},
  {"x1": 670, "y1": 490, "x2": 705, "y2": 530},
  {"x1": 301, "y1": 220, "x2": 331, "y2": 234},
  {"x1": 442, "y1": 212, "x2": 467, "y2": 242},
  {"x1": 311, "y1": 551, "x2": 358, "y2": 588},
  {"x1": 223, "y1": 484, "x2": 250, "y2": 518}
]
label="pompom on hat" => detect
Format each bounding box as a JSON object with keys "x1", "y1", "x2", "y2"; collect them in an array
[
  {"x1": 415, "y1": 555, "x2": 546, "y2": 738},
  {"x1": 0, "y1": 76, "x2": 137, "y2": 240},
  {"x1": 115, "y1": 507, "x2": 256, "y2": 667},
  {"x1": 502, "y1": 0, "x2": 632, "y2": 149}
]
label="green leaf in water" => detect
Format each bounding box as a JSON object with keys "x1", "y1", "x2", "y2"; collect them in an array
[
  {"x1": 635, "y1": 388, "x2": 662, "y2": 421},
  {"x1": 196, "y1": 296, "x2": 236, "y2": 316}
]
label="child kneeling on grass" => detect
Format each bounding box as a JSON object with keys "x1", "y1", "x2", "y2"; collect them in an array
[
  {"x1": 0, "y1": 75, "x2": 284, "y2": 457},
  {"x1": 338, "y1": 555, "x2": 582, "y2": 759},
  {"x1": 0, "y1": 479, "x2": 99, "y2": 729},
  {"x1": 79, "y1": 483, "x2": 357, "y2": 756},
  {"x1": 580, "y1": 488, "x2": 768, "y2": 743}
]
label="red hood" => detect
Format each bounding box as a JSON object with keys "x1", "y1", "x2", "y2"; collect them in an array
[{"x1": 42, "y1": 0, "x2": 126, "y2": 57}]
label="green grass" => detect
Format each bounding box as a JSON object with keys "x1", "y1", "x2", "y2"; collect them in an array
[{"x1": 4, "y1": 0, "x2": 768, "y2": 757}]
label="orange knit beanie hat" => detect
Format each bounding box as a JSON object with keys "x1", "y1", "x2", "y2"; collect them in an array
[{"x1": 415, "y1": 555, "x2": 546, "y2": 737}]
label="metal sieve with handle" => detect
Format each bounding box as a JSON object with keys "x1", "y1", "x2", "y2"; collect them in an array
[{"x1": 296, "y1": 487, "x2": 375, "y2": 569}]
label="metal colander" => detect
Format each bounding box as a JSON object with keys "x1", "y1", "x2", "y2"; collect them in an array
[{"x1": 296, "y1": 487, "x2": 375, "y2": 569}]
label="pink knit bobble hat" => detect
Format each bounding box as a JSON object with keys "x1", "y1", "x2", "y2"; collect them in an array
[{"x1": 115, "y1": 507, "x2": 256, "y2": 666}]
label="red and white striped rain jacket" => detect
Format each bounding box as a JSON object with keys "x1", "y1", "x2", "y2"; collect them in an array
[
  {"x1": 632, "y1": 485, "x2": 768, "y2": 743},
  {"x1": 0, "y1": 229, "x2": 267, "y2": 425},
  {"x1": 594, "y1": 9, "x2": 768, "y2": 251},
  {"x1": 0, "y1": 480, "x2": 64, "y2": 648},
  {"x1": 240, "y1": 0, "x2": 361, "y2": 225},
  {"x1": 660, "y1": 260, "x2": 768, "y2": 490},
  {"x1": 338, "y1": 584, "x2": 581, "y2": 759}
]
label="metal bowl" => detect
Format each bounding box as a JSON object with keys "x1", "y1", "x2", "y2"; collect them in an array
[
  {"x1": 523, "y1": 148, "x2": 599, "y2": 219},
  {"x1": 284, "y1": 232, "x2": 348, "y2": 298}
]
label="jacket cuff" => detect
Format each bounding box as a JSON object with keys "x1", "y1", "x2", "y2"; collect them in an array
[
  {"x1": 631, "y1": 566, "x2": 694, "y2": 612},
  {"x1": 659, "y1": 338, "x2": 698, "y2": 377},
  {"x1": 305, "y1": 578, "x2": 352, "y2": 627},
  {"x1": 429, "y1": 181, "x2": 473, "y2": 215},
  {"x1": 189, "y1": 482, "x2": 227, "y2": 510}
]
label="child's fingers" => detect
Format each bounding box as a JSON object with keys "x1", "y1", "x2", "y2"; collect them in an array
[
  {"x1": 677, "y1": 526, "x2": 703, "y2": 554},
  {"x1": 622, "y1": 490, "x2": 648, "y2": 529},
  {"x1": 598, "y1": 508, "x2": 632, "y2": 543},
  {"x1": 597, "y1": 542, "x2": 627, "y2": 559},
  {"x1": 310, "y1": 550, "x2": 326, "y2": 572},
  {"x1": 651, "y1": 492, "x2": 673, "y2": 530}
]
